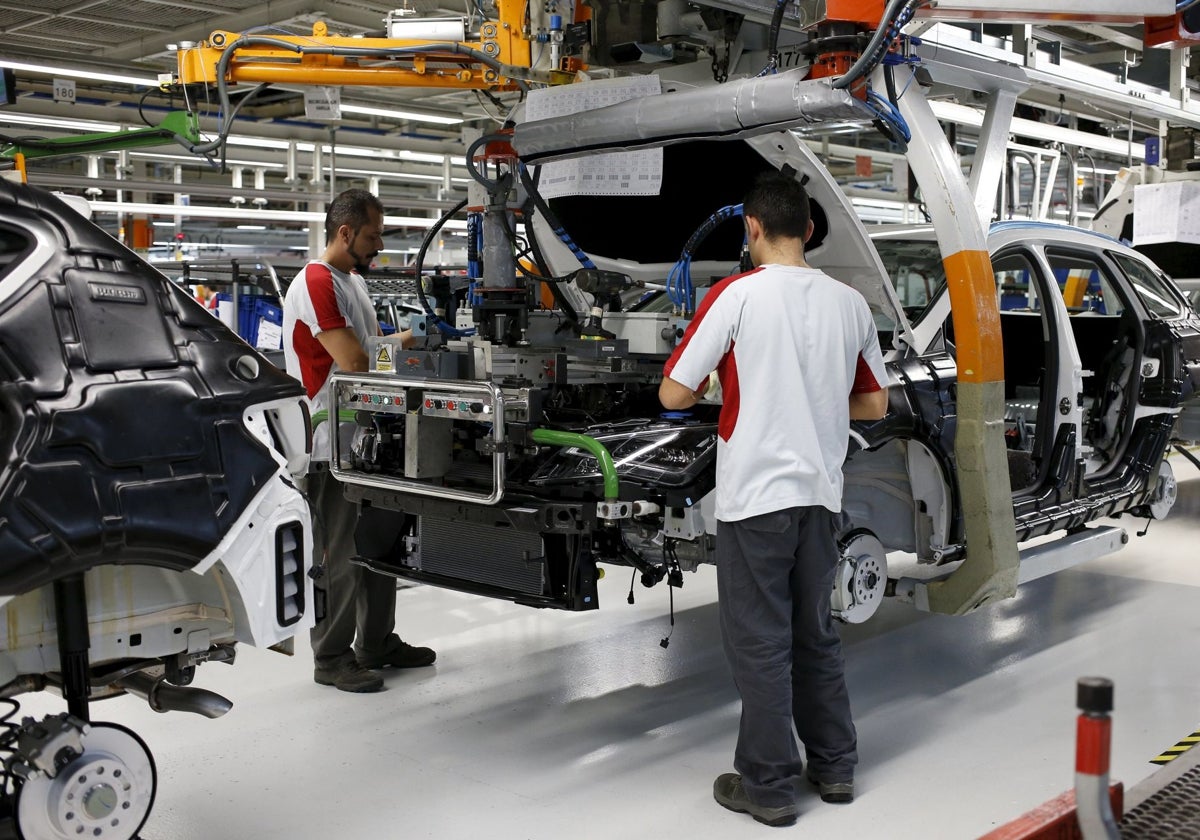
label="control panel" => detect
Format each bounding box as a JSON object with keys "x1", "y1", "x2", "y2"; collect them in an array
[
  {"x1": 344, "y1": 387, "x2": 408, "y2": 414},
  {"x1": 421, "y1": 393, "x2": 494, "y2": 421}
]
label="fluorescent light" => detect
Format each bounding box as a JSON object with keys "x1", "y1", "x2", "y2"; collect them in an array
[
  {"x1": 393, "y1": 149, "x2": 450, "y2": 164},
  {"x1": 129, "y1": 151, "x2": 286, "y2": 169},
  {"x1": 153, "y1": 241, "x2": 262, "y2": 249},
  {"x1": 928, "y1": 100, "x2": 1146, "y2": 161},
  {"x1": 152, "y1": 221, "x2": 178, "y2": 227},
  {"x1": 323, "y1": 166, "x2": 470, "y2": 184},
  {"x1": 0, "y1": 59, "x2": 158, "y2": 88},
  {"x1": 227, "y1": 136, "x2": 295, "y2": 151},
  {"x1": 224, "y1": 137, "x2": 467, "y2": 167},
  {"x1": 341, "y1": 103, "x2": 462, "y2": 126},
  {"x1": 86, "y1": 200, "x2": 469, "y2": 231},
  {"x1": 0, "y1": 113, "x2": 122, "y2": 132},
  {"x1": 236, "y1": 224, "x2": 267, "y2": 230}
]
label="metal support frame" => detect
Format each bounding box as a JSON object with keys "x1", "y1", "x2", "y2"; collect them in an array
[
  {"x1": 328, "y1": 372, "x2": 508, "y2": 505},
  {"x1": 970, "y1": 89, "x2": 1021, "y2": 224},
  {"x1": 915, "y1": 41, "x2": 1029, "y2": 229},
  {"x1": 1015, "y1": 526, "x2": 1127, "y2": 585},
  {"x1": 1170, "y1": 48, "x2": 1191, "y2": 109},
  {"x1": 53, "y1": 574, "x2": 91, "y2": 721},
  {"x1": 891, "y1": 63, "x2": 1021, "y2": 615}
]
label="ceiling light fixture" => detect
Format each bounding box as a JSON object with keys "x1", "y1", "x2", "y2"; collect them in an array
[
  {"x1": 86, "y1": 200, "x2": 469, "y2": 231},
  {"x1": 0, "y1": 113, "x2": 122, "y2": 132},
  {"x1": 340, "y1": 103, "x2": 463, "y2": 126},
  {"x1": 0, "y1": 59, "x2": 158, "y2": 88},
  {"x1": 927, "y1": 100, "x2": 1146, "y2": 161},
  {"x1": 325, "y1": 166, "x2": 471, "y2": 184}
]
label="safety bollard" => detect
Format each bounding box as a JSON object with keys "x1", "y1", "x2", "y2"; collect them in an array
[{"x1": 1075, "y1": 677, "x2": 1120, "y2": 840}]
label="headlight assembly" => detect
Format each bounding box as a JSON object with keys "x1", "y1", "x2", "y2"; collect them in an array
[{"x1": 528, "y1": 423, "x2": 717, "y2": 489}]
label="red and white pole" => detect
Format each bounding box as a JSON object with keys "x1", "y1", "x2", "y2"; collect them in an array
[{"x1": 1075, "y1": 677, "x2": 1120, "y2": 840}]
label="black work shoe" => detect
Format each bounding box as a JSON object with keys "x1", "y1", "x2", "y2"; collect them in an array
[
  {"x1": 806, "y1": 768, "x2": 854, "y2": 804},
  {"x1": 358, "y1": 640, "x2": 436, "y2": 670},
  {"x1": 712, "y1": 773, "x2": 797, "y2": 827},
  {"x1": 314, "y1": 659, "x2": 384, "y2": 693}
]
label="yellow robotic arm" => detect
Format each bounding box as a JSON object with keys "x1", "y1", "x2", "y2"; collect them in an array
[{"x1": 176, "y1": 6, "x2": 547, "y2": 92}]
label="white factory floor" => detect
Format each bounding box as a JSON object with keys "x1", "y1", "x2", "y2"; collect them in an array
[{"x1": 17, "y1": 452, "x2": 1200, "y2": 840}]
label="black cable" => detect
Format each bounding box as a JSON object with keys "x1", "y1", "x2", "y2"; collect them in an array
[
  {"x1": 516, "y1": 165, "x2": 585, "y2": 327},
  {"x1": 465, "y1": 132, "x2": 510, "y2": 191},
  {"x1": 138, "y1": 86, "x2": 158, "y2": 128},
  {"x1": 415, "y1": 197, "x2": 469, "y2": 321},
  {"x1": 518, "y1": 163, "x2": 595, "y2": 274},
  {"x1": 762, "y1": 0, "x2": 789, "y2": 76},
  {"x1": 832, "y1": 0, "x2": 917, "y2": 91},
  {"x1": 884, "y1": 61, "x2": 899, "y2": 106}
]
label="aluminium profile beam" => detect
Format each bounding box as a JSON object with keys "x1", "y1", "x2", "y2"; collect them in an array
[
  {"x1": 918, "y1": 22, "x2": 1200, "y2": 129},
  {"x1": 914, "y1": 41, "x2": 1030, "y2": 232}
]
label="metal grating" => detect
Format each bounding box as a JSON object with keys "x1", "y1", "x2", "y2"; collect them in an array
[
  {"x1": 25, "y1": 21, "x2": 152, "y2": 43},
  {"x1": 0, "y1": 11, "x2": 38, "y2": 27},
  {"x1": 88, "y1": 0, "x2": 226, "y2": 27},
  {"x1": 364, "y1": 277, "x2": 421, "y2": 298},
  {"x1": 13, "y1": 0, "x2": 91, "y2": 10},
  {"x1": 1121, "y1": 766, "x2": 1200, "y2": 839}
]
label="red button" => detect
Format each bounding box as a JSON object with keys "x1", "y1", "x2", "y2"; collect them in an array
[
  {"x1": 447, "y1": 401, "x2": 456, "y2": 411},
  {"x1": 424, "y1": 399, "x2": 432, "y2": 408},
  {"x1": 394, "y1": 397, "x2": 402, "y2": 405}
]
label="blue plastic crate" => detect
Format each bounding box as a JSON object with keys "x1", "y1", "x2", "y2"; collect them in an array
[{"x1": 232, "y1": 294, "x2": 283, "y2": 349}]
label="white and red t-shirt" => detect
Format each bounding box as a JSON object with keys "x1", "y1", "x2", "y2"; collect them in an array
[
  {"x1": 665, "y1": 264, "x2": 886, "y2": 522},
  {"x1": 283, "y1": 260, "x2": 378, "y2": 460}
]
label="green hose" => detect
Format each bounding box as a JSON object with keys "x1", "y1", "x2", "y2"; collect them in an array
[
  {"x1": 531, "y1": 428, "x2": 620, "y2": 501},
  {"x1": 309, "y1": 409, "x2": 358, "y2": 430}
]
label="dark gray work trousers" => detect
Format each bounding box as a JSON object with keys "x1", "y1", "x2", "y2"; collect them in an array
[
  {"x1": 716, "y1": 505, "x2": 858, "y2": 808},
  {"x1": 308, "y1": 468, "x2": 399, "y2": 669}
]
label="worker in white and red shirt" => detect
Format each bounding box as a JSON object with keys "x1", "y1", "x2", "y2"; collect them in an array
[
  {"x1": 660, "y1": 171, "x2": 888, "y2": 827},
  {"x1": 283, "y1": 188, "x2": 434, "y2": 694}
]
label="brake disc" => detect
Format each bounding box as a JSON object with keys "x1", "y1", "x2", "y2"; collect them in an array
[
  {"x1": 831, "y1": 530, "x2": 887, "y2": 624},
  {"x1": 15, "y1": 719, "x2": 156, "y2": 840}
]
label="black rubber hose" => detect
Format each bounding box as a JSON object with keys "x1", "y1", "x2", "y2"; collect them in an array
[
  {"x1": 415, "y1": 197, "x2": 469, "y2": 321},
  {"x1": 831, "y1": 0, "x2": 913, "y2": 91},
  {"x1": 765, "y1": 0, "x2": 788, "y2": 75},
  {"x1": 517, "y1": 164, "x2": 588, "y2": 326},
  {"x1": 884, "y1": 61, "x2": 899, "y2": 105}
]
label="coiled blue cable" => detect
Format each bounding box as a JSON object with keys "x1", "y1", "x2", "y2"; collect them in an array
[{"x1": 669, "y1": 203, "x2": 743, "y2": 312}]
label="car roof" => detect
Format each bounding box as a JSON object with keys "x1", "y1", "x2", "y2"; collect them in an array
[{"x1": 869, "y1": 220, "x2": 1136, "y2": 254}]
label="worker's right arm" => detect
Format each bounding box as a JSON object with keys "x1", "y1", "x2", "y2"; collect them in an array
[
  {"x1": 317, "y1": 327, "x2": 369, "y2": 372},
  {"x1": 849, "y1": 387, "x2": 889, "y2": 420}
]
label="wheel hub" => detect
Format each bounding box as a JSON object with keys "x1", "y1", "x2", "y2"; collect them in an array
[
  {"x1": 14, "y1": 719, "x2": 156, "y2": 840},
  {"x1": 831, "y1": 530, "x2": 888, "y2": 624}
]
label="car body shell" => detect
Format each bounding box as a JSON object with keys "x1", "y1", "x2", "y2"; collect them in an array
[{"x1": 0, "y1": 181, "x2": 314, "y2": 695}]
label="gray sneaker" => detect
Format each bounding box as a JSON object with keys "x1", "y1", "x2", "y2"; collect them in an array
[
  {"x1": 314, "y1": 659, "x2": 384, "y2": 693},
  {"x1": 712, "y1": 774, "x2": 797, "y2": 827},
  {"x1": 806, "y1": 768, "x2": 854, "y2": 804}
]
